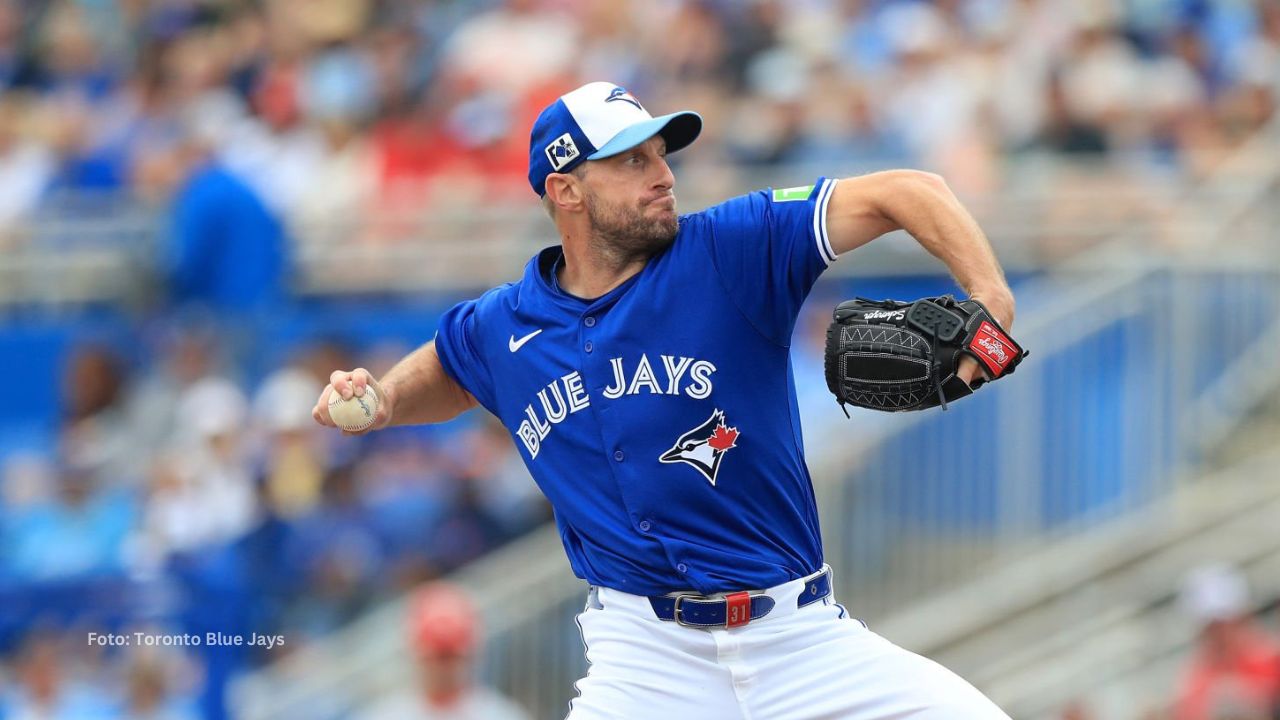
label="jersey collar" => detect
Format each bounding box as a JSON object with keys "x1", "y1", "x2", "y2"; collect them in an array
[{"x1": 524, "y1": 245, "x2": 647, "y2": 314}]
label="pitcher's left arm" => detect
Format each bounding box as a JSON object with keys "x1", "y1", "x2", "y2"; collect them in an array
[{"x1": 824, "y1": 171, "x2": 1015, "y2": 384}]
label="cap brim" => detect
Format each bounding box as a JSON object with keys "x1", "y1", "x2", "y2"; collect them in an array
[{"x1": 587, "y1": 111, "x2": 702, "y2": 160}]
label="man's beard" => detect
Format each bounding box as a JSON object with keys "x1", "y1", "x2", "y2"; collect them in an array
[{"x1": 584, "y1": 191, "x2": 679, "y2": 264}]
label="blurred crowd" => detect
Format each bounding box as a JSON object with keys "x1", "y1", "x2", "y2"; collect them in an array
[
  {"x1": 353, "y1": 582, "x2": 529, "y2": 720},
  {"x1": 1167, "y1": 565, "x2": 1280, "y2": 720},
  {"x1": 1, "y1": 0, "x2": 1278, "y2": 264},
  {"x1": 0, "y1": 323, "x2": 547, "y2": 718},
  {"x1": 1060, "y1": 565, "x2": 1280, "y2": 720}
]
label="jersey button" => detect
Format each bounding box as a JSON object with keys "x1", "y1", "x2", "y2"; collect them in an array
[
  {"x1": 584, "y1": 341, "x2": 593, "y2": 353},
  {"x1": 677, "y1": 563, "x2": 689, "y2": 574},
  {"x1": 638, "y1": 520, "x2": 651, "y2": 532},
  {"x1": 613, "y1": 450, "x2": 624, "y2": 462},
  {"x1": 584, "y1": 316, "x2": 596, "y2": 327}
]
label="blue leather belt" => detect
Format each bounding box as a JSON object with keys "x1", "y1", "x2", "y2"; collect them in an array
[{"x1": 648, "y1": 568, "x2": 832, "y2": 628}]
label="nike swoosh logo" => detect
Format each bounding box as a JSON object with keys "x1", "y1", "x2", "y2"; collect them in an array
[{"x1": 509, "y1": 329, "x2": 543, "y2": 352}]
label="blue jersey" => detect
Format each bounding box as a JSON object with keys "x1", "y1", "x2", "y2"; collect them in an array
[{"x1": 434, "y1": 178, "x2": 839, "y2": 595}]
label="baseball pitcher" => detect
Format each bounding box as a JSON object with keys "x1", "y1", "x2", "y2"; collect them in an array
[{"x1": 314, "y1": 82, "x2": 1017, "y2": 719}]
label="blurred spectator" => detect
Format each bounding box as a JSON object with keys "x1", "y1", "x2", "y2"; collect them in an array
[
  {"x1": 3, "y1": 632, "x2": 115, "y2": 719},
  {"x1": 454, "y1": 417, "x2": 547, "y2": 538},
  {"x1": 1174, "y1": 564, "x2": 1280, "y2": 720},
  {"x1": 357, "y1": 436, "x2": 451, "y2": 584},
  {"x1": 355, "y1": 582, "x2": 529, "y2": 720},
  {"x1": 575, "y1": 1, "x2": 645, "y2": 90},
  {"x1": 126, "y1": 319, "x2": 230, "y2": 455},
  {"x1": 118, "y1": 649, "x2": 200, "y2": 720},
  {"x1": 252, "y1": 365, "x2": 327, "y2": 519},
  {"x1": 425, "y1": 470, "x2": 508, "y2": 575},
  {"x1": 879, "y1": 3, "x2": 983, "y2": 169},
  {"x1": 62, "y1": 346, "x2": 124, "y2": 425},
  {"x1": 1046, "y1": 14, "x2": 1135, "y2": 155},
  {"x1": 2, "y1": 463, "x2": 134, "y2": 582},
  {"x1": 133, "y1": 378, "x2": 257, "y2": 570},
  {"x1": 787, "y1": 64, "x2": 909, "y2": 170},
  {"x1": 285, "y1": 42, "x2": 379, "y2": 246},
  {"x1": 0, "y1": 0, "x2": 28, "y2": 91},
  {"x1": 648, "y1": 1, "x2": 731, "y2": 85},
  {"x1": 60, "y1": 345, "x2": 145, "y2": 486},
  {"x1": 0, "y1": 95, "x2": 54, "y2": 238},
  {"x1": 5, "y1": 343, "x2": 140, "y2": 583},
  {"x1": 134, "y1": 97, "x2": 287, "y2": 314},
  {"x1": 441, "y1": 0, "x2": 576, "y2": 96},
  {"x1": 283, "y1": 463, "x2": 386, "y2": 636}
]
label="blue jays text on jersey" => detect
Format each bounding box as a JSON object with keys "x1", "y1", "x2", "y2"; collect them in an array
[
  {"x1": 434, "y1": 178, "x2": 840, "y2": 596},
  {"x1": 516, "y1": 353, "x2": 718, "y2": 460}
]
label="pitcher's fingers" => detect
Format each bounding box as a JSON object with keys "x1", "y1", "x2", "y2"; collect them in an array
[
  {"x1": 957, "y1": 357, "x2": 986, "y2": 388},
  {"x1": 330, "y1": 370, "x2": 354, "y2": 400},
  {"x1": 374, "y1": 403, "x2": 391, "y2": 429},
  {"x1": 350, "y1": 368, "x2": 370, "y2": 397},
  {"x1": 313, "y1": 385, "x2": 335, "y2": 425}
]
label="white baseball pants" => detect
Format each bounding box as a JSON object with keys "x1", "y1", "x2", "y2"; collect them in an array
[{"x1": 565, "y1": 570, "x2": 1010, "y2": 720}]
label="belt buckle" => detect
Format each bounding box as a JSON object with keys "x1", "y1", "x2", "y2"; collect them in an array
[{"x1": 671, "y1": 594, "x2": 699, "y2": 628}]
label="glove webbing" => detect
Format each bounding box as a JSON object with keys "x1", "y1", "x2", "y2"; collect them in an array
[{"x1": 906, "y1": 298, "x2": 966, "y2": 412}]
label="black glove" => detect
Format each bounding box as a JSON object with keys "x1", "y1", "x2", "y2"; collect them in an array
[{"x1": 824, "y1": 295, "x2": 1027, "y2": 413}]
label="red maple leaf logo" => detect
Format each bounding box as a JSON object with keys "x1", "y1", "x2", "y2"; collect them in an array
[{"x1": 707, "y1": 424, "x2": 739, "y2": 451}]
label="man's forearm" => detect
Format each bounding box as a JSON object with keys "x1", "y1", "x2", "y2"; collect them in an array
[
  {"x1": 380, "y1": 341, "x2": 477, "y2": 425},
  {"x1": 883, "y1": 173, "x2": 1015, "y2": 326}
]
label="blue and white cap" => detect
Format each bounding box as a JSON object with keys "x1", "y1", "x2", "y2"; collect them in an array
[{"x1": 528, "y1": 81, "x2": 702, "y2": 196}]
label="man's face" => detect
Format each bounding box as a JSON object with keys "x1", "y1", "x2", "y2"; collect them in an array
[
  {"x1": 578, "y1": 135, "x2": 678, "y2": 258},
  {"x1": 419, "y1": 647, "x2": 471, "y2": 699}
]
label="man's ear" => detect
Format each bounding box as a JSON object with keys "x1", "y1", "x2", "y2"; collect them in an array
[{"x1": 545, "y1": 172, "x2": 585, "y2": 213}]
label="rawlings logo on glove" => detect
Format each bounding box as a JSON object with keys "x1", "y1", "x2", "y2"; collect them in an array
[{"x1": 824, "y1": 295, "x2": 1028, "y2": 413}]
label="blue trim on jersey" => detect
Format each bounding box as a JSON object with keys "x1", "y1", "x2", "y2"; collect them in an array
[
  {"x1": 433, "y1": 178, "x2": 838, "y2": 595},
  {"x1": 813, "y1": 178, "x2": 838, "y2": 265}
]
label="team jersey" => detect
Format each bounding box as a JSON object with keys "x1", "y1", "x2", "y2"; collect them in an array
[{"x1": 434, "y1": 178, "x2": 840, "y2": 595}]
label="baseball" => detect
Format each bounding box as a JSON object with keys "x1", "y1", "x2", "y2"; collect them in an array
[{"x1": 328, "y1": 385, "x2": 379, "y2": 432}]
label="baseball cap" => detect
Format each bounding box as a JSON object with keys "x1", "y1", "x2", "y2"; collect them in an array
[
  {"x1": 1179, "y1": 563, "x2": 1248, "y2": 624},
  {"x1": 177, "y1": 377, "x2": 248, "y2": 439},
  {"x1": 528, "y1": 81, "x2": 702, "y2": 196},
  {"x1": 409, "y1": 582, "x2": 478, "y2": 656}
]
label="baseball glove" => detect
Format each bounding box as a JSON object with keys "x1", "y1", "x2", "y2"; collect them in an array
[{"x1": 824, "y1": 295, "x2": 1027, "y2": 413}]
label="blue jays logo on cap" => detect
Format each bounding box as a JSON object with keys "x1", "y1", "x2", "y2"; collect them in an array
[
  {"x1": 527, "y1": 81, "x2": 703, "y2": 196},
  {"x1": 605, "y1": 87, "x2": 644, "y2": 111},
  {"x1": 659, "y1": 409, "x2": 741, "y2": 486}
]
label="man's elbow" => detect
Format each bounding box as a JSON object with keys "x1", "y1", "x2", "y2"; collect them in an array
[
  {"x1": 861, "y1": 170, "x2": 954, "y2": 217},
  {"x1": 893, "y1": 169, "x2": 950, "y2": 197}
]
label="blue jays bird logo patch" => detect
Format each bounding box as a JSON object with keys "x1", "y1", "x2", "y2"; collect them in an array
[
  {"x1": 659, "y1": 409, "x2": 740, "y2": 485},
  {"x1": 605, "y1": 86, "x2": 644, "y2": 111}
]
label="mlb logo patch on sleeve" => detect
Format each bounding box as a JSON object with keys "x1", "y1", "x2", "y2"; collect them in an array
[
  {"x1": 546, "y1": 133, "x2": 580, "y2": 171},
  {"x1": 772, "y1": 185, "x2": 814, "y2": 202}
]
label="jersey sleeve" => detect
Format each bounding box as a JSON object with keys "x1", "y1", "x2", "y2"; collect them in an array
[
  {"x1": 699, "y1": 177, "x2": 839, "y2": 346},
  {"x1": 433, "y1": 298, "x2": 498, "y2": 415}
]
